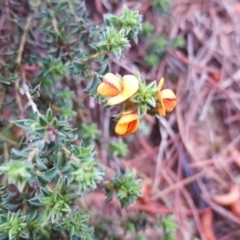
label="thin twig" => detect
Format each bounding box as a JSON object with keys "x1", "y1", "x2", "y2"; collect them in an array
[
  {"x1": 20, "y1": 72, "x2": 40, "y2": 114},
  {"x1": 62, "y1": 147, "x2": 79, "y2": 163},
  {"x1": 62, "y1": 146, "x2": 115, "y2": 177},
  {"x1": 15, "y1": 13, "x2": 33, "y2": 118},
  {"x1": 151, "y1": 169, "x2": 209, "y2": 201},
  {"x1": 0, "y1": 87, "x2": 5, "y2": 109},
  {"x1": 80, "y1": 51, "x2": 107, "y2": 63},
  {"x1": 0, "y1": 134, "x2": 18, "y2": 146},
  {"x1": 3, "y1": 142, "x2": 9, "y2": 162},
  {"x1": 46, "y1": 0, "x2": 60, "y2": 36},
  {"x1": 16, "y1": 15, "x2": 33, "y2": 65},
  {"x1": 152, "y1": 119, "x2": 168, "y2": 193},
  {"x1": 167, "y1": 167, "x2": 207, "y2": 240}
]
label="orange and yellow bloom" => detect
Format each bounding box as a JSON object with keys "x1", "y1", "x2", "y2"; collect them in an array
[
  {"x1": 115, "y1": 111, "x2": 139, "y2": 136},
  {"x1": 97, "y1": 73, "x2": 139, "y2": 106},
  {"x1": 97, "y1": 72, "x2": 176, "y2": 136},
  {"x1": 156, "y1": 78, "x2": 176, "y2": 116}
]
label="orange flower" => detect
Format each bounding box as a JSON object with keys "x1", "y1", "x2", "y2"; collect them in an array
[
  {"x1": 115, "y1": 111, "x2": 139, "y2": 136},
  {"x1": 97, "y1": 73, "x2": 139, "y2": 106},
  {"x1": 157, "y1": 78, "x2": 176, "y2": 116}
]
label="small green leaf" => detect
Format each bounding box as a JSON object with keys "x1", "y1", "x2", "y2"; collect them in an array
[
  {"x1": 36, "y1": 175, "x2": 51, "y2": 186},
  {"x1": 11, "y1": 148, "x2": 32, "y2": 158},
  {"x1": 38, "y1": 115, "x2": 48, "y2": 127},
  {"x1": 28, "y1": 197, "x2": 42, "y2": 207},
  {"x1": 36, "y1": 157, "x2": 48, "y2": 171},
  {"x1": 46, "y1": 108, "x2": 53, "y2": 122},
  {"x1": 145, "y1": 97, "x2": 156, "y2": 107},
  {"x1": 14, "y1": 119, "x2": 35, "y2": 129},
  {"x1": 44, "y1": 166, "x2": 58, "y2": 179},
  {"x1": 105, "y1": 191, "x2": 113, "y2": 203},
  {"x1": 61, "y1": 164, "x2": 74, "y2": 174},
  {"x1": 84, "y1": 76, "x2": 101, "y2": 94}
]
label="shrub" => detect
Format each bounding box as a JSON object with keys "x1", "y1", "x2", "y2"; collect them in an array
[{"x1": 0, "y1": 2, "x2": 142, "y2": 239}]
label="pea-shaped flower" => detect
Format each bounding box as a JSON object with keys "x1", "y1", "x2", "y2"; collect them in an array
[
  {"x1": 157, "y1": 78, "x2": 176, "y2": 116},
  {"x1": 115, "y1": 111, "x2": 139, "y2": 136},
  {"x1": 97, "y1": 73, "x2": 139, "y2": 106}
]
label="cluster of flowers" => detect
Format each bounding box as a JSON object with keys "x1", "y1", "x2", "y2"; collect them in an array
[{"x1": 97, "y1": 73, "x2": 176, "y2": 136}]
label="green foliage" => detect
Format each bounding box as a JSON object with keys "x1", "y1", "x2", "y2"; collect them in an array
[
  {"x1": 14, "y1": 108, "x2": 76, "y2": 144},
  {"x1": 56, "y1": 210, "x2": 93, "y2": 239},
  {"x1": 131, "y1": 74, "x2": 159, "y2": 116},
  {"x1": 109, "y1": 139, "x2": 128, "y2": 157},
  {"x1": 141, "y1": 2, "x2": 185, "y2": 68},
  {"x1": 145, "y1": 53, "x2": 160, "y2": 67},
  {"x1": 153, "y1": 0, "x2": 172, "y2": 14},
  {"x1": 0, "y1": 1, "x2": 143, "y2": 239},
  {"x1": 104, "y1": 169, "x2": 142, "y2": 208},
  {"x1": 159, "y1": 216, "x2": 177, "y2": 240},
  {"x1": 96, "y1": 28, "x2": 130, "y2": 59},
  {"x1": 0, "y1": 211, "x2": 29, "y2": 239},
  {"x1": 0, "y1": 105, "x2": 142, "y2": 239},
  {"x1": 154, "y1": 37, "x2": 168, "y2": 52},
  {"x1": 104, "y1": 6, "x2": 142, "y2": 43},
  {"x1": 0, "y1": 160, "x2": 32, "y2": 192},
  {"x1": 122, "y1": 212, "x2": 147, "y2": 233},
  {"x1": 93, "y1": 212, "x2": 148, "y2": 240},
  {"x1": 36, "y1": 177, "x2": 77, "y2": 224},
  {"x1": 173, "y1": 37, "x2": 185, "y2": 48},
  {"x1": 144, "y1": 35, "x2": 185, "y2": 67},
  {"x1": 68, "y1": 145, "x2": 105, "y2": 192},
  {"x1": 92, "y1": 212, "x2": 177, "y2": 240},
  {"x1": 142, "y1": 22, "x2": 154, "y2": 37},
  {"x1": 79, "y1": 123, "x2": 101, "y2": 144}
]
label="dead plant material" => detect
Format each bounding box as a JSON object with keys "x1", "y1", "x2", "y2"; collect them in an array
[
  {"x1": 168, "y1": 1, "x2": 240, "y2": 236},
  {"x1": 229, "y1": 147, "x2": 240, "y2": 169},
  {"x1": 201, "y1": 209, "x2": 216, "y2": 240},
  {"x1": 202, "y1": 195, "x2": 240, "y2": 225},
  {"x1": 212, "y1": 185, "x2": 240, "y2": 206},
  {"x1": 230, "y1": 199, "x2": 240, "y2": 219},
  {"x1": 88, "y1": 0, "x2": 240, "y2": 238}
]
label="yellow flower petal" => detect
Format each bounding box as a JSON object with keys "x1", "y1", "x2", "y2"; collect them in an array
[
  {"x1": 157, "y1": 91, "x2": 166, "y2": 116},
  {"x1": 103, "y1": 73, "x2": 122, "y2": 92},
  {"x1": 157, "y1": 89, "x2": 176, "y2": 115},
  {"x1": 118, "y1": 113, "x2": 139, "y2": 124},
  {"x1": 128, "y1": 119, "x2": 139, "y2": 133},
  {"x1": 115, "y1": 113, "x2": 139, "y2": 136},
  {"x1": 97, "y1": 83, "x2": 120, "y2": 97},
  {"x1": 160, "y1": 89, "x2": 176, "y2": 112},
  {"x1": 97, "y1": 73, "x2": 122, "y2": 97},
  {"x1": 164, "y1": 99, "x2": 176, "y2": 112},
  {"x1": 157, "y1": 105, "x2": 166, "y2": 116},
  {"x1": 107, "y1": 75, "x2": 139, "y2": 106},
  {"x1": 160, "y1": 89, "x2": 176, "y2": 100},
  {"x1": 115, "y1": 122, "x2": 129, "y2": 135},
  {"x1": 158, "y1": 77, "x2": 164, "y2": 90},
  {"x1": 115, "y1": 119, "x2": 139, "y2": 136}
]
